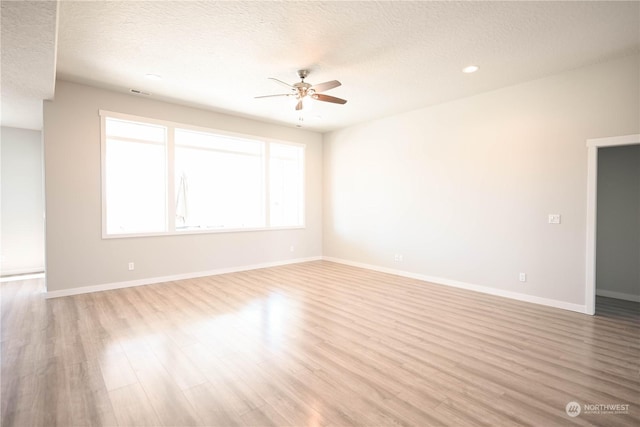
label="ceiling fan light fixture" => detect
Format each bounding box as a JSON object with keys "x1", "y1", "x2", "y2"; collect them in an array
[{"x1": 256, "y1": 70, "x2": 347, "y2": 111}]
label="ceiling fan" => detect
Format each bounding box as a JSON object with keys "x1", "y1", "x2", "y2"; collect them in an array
[{"x1": 255, "y1": 70, "x2": 347, "y2": 111}]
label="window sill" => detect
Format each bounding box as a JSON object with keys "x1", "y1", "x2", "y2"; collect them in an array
[{"x1": 102, "y1": 225, "x2": 306, "y2": 239}]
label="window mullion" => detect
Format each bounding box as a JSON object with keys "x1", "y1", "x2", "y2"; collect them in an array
[
  {"x1": 264, "y1": 141, "x2": 270, "y2": 227},
  {"x1": 100, "y1": 114, "x2": 108, "y2": 238},
  {"x1": 167, "y1": 127, "x2": 176, "y2": 232}
]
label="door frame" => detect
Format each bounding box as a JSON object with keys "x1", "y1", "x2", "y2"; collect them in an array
[{"x1": 585, "y1": 134, "x2": 640, "y2": 315}]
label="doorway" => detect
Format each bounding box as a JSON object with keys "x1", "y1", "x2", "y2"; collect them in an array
[
  {"x1": 0, "y1": 127, "x2": 45, "y2": 279},
  {"x1": 585, "y1": 134, "x2": 640, "y2": 315}
]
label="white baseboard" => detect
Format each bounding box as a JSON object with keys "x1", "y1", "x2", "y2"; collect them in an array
[
  {"x1": 596, "y1": 289, "x2": 640, "y2": 303},
  {"x1": 323, "y1": 256, "x2": 588, "y2": 314},
  {"x1": 0, "y1": 272, "x2": 45, "y2": 283},
  {"x1": 45, "y1": 256, "x2": 322, "y2": 299},
  {"x1": 1, "y1": 267, "x2": 45, "y2": 277},
  {"x1": 44, "y1": 255, "x2": 592, "y2": 314}
]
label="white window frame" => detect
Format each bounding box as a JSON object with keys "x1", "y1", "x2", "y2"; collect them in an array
[{"x1": 100, "y1": 110, "x2": 305, "y2": 238}]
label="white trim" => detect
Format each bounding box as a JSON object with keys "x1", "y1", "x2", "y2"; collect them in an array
[
  {"x1": 0, "y1": 267, "x2": 44, "y2": 277},
  {"x1": 585, "y1": 144, "x2": 598, "y2": 315},
  {"x1": 595, "y1": 289, "x2": 640, "y2": 303},
  {"x1": 101, "y1": 225, "x2": 305, "y2": 239},
  {"x1": 586, "y1": 134, "x2": 640, "y2": 148},
  {"x1": 100, "y1": 113, "x2": 108, "y2": 238},
  {"x1": 0, "y1": 272, "x2": 45, "y2": 282},
  {"x1": 264, "y1": 140, "x2": 271, "y2": 227},
  {"x1": 99, "y1": 109, "x2": 307, "y2": 149},
  {"x1": 166, "y1": 127, "x2": 176, "y2": 233},
  {"x1": 323, "y1": 257, "x2": 588, "y2": 314},
  {"x1": 585, "y1": 134, "x2": 640, "y2": 316},
  {"x1": 45, "y1": 256, "x2": 322, "y2": 299}
]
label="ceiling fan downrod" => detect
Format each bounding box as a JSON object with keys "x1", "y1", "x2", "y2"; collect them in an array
[{"x1": 297, "y1": 70, "x2": 309, "y2": 81}]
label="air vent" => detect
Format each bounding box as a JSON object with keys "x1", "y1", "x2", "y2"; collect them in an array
[{"x1": 129, "y1": 89, "x2": 151, "y2": 96}]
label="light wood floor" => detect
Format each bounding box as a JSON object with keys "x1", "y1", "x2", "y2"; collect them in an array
[{"x1": 1, "y1": 261, "x2": 639, "y2": 427}]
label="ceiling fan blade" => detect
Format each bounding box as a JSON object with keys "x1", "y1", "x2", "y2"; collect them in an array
[
  {"x1": 295, "y1": 99, "x2": 303, "y2": 111},
  {"x1": 312, "y1": 93, "x2": 347, "y2": 104},
  {"x1": 268, "y1": 77, "x2": 295, "y2": 89},
  {"x1": 310, "y1": 80, "x2": 341, "y2": 93},
  {"x1": 254, "y1": 93, "x2": 293, "y2": 99}
]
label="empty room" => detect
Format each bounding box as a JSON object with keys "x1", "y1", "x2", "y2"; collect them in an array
[{"x1": 1, "y1": 1, "x2": 639, "y2": 426}]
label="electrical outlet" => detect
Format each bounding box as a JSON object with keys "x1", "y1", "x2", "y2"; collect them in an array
[
  {"x1": 290, "y1": 245, "x2": 295, "y2": 252},
  {"x1": 128, "y1": 262, "x2": 135, "y2": 271},
  {"x1": 394, "y1": 254, "x2": 403, "y2": 262},
  {"x1": 519, "y1": 273, "x2": 527, "y2": 282}
]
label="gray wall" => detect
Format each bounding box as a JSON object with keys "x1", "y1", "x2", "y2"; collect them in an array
[
  {"x1": 1, "y1": 126, "x2": 45, "y2": 275},
  {"x1": 596, "y1": 144, "x2": 640, "y2": 301},
  {"x1": 323, "y1": 54, "x2": 640, "y2": 309},
  {"x1": 44, "y1": 54, "x2": 640, "y2": 309},
  {"x1": 44, "y1": 81, "x2": 323, "y2": 293}
]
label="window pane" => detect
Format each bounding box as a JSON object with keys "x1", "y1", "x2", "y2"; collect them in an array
[
  {"x1": 176, "y1": 130, "x2": 262, "y2": 155},
  {"x1": 175, "y1": 129, "x2": 265, "y2": 230},
  {"x1": 269, "y1": 143, "x2": 303, "y2": 227},
  {"x1": 105, "y1": 120, "x2": 167, "y2": 235},
  {"x1": 106, "y1": 118, "x2": 166, "y2": 142}
]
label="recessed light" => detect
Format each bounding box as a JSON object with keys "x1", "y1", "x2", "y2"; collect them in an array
[
  {"x1": 462, "y1": 65, "x2": 479, "y2": 74},
  {"x1": 145, "y1": 73, "x2": 162, "y2": 81}
]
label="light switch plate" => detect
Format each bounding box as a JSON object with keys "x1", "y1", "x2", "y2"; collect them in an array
[{"x1": 548, "y1": 214, "x2": 561, "y2": 224}]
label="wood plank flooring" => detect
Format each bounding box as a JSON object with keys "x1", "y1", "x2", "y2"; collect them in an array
[{"x1": 1, "y1": 260, "x2": 639, "y2": 426}]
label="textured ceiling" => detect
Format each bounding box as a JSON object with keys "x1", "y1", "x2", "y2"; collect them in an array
[
  {"x1": 7, "y1": 1, "x2": 640, "y2": 132},
  {"x1": 1, "y1": 0, "x2": 58, "y2": 130}
]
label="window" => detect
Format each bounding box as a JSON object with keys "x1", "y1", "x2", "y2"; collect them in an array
[
  {"x1": 101, "y1": 111, "x2": 304, "y2": 237},
  {"x1": 104, "y1": 119, "x2": 167, "y2": 234},
  {"x1": 174, "y1": 129, "x2": 265, "y2": 230},
  {"x1": 269, "y1": 143, "x2": 304, "y2": 227}
]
